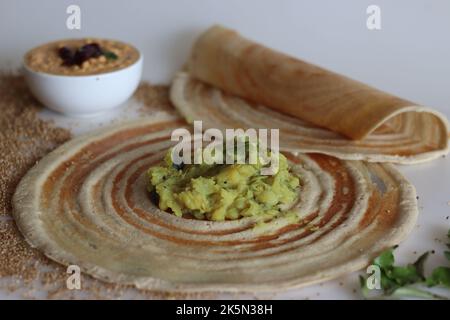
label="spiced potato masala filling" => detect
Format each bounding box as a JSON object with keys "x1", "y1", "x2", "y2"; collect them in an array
[
  {"x1": 25, "y1": 38, "x2": 139, "y2": 76},
  {"x1": 147, "y1": 147, "x2": 300, "y2": 221}
]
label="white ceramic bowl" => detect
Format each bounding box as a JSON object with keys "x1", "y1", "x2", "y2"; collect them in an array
[{"x1": 23, "y1": 48, "x2": 143, "y2": 117}]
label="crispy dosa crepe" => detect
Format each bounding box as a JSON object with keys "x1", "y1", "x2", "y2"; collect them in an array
[
  {"x1": 171, "y1": 25, "x2": 449, "y2": 163},
  {"x1": 171, "y1": 73, "x2": 447, "y2": 163},
  {"x1": 13, "y1": 112, "x2": 418, "y2": 292}
]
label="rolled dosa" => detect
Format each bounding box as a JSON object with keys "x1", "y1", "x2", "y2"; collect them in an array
[
  {"x1": 171, "y1": 72, "x2": 447, "y2": 163},
  {"x1": 176, "y1": 25, "x2": 449, "y2": 163}
]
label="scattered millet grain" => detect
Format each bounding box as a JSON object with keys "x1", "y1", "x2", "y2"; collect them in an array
[
  {"x1": 0, "y1": 74, "x2": 214, "y2": 299},
  {"x1": 0, "y1": 74, "x2": 71, "y2": 216},
  {"x1": 134, "y1": 82, "x2": 176, "y2": 114}
]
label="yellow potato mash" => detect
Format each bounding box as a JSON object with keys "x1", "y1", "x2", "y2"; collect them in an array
[{"x1": 147, "y1": 148, "x2": 300, "y2": 221}]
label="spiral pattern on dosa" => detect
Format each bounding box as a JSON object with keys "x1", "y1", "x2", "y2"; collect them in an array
[
  {"x1": 171, "y1": 72, "x2": 449, "y2": 164},
  {"x1": 13, "y1": 113, "x2": 418, "y2": 292}
]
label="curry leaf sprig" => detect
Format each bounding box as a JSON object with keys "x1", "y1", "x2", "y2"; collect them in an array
[{"x1": 360, "y1": 229, "x2": 450, "y2": 299}]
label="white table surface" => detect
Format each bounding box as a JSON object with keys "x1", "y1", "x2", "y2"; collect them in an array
[{"x1": 1, "y1": 0, "x2": 449, "y2": 299}]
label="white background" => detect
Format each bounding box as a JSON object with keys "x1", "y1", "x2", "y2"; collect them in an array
[{"x1": 1, "y1": 0, "x2": 450, "y2": 299}]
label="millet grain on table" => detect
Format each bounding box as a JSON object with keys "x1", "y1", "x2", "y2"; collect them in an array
[
  {"x1": 0, "y1": 74, "x2": 213, "y2": 299},
  {"x1": 0, "y1": 74, "x2": 71, "y2": 216},
  {"x1": 134, "y1": 82, "x2": 177, "y2": 115}
]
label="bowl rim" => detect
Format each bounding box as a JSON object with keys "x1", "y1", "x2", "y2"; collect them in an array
[{"x1": 23, "y1": 39, "x2": 143, "y2": 79}]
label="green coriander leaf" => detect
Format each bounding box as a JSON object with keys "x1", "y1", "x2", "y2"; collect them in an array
[
  {"x1": 444, "y1": 230, "x2": 450, "y2": 260},
  {"x1": 413, "y1": 251, "x2": 429, "y2": 279},
  {"x1": 388, "y1": 266, "x2": 422, "y2": 285},
  {"x1": 359, "y1": 275, "x2": 365, "y2": 287},
  {"x1": 374, "y1": 247, "x2": 396, "y2": 271},
  {"x1": 445, "y1": 251, "x2": 450, "y2": 261},
  {"x1": 426, "y1": 267, "x2": 450, "y2": 288},
  {"x1": 390, "y1": 285, "x2": 448, "y2": 300},
  {"x1": 359, "y1": 229, "x2": 450, "y2": 299},
  {"x1": 380, "y1": 273, "x2": 400, "y2": 295},
  {"x1": 359, "y1": 275, "x2": 371, "y2": 299}
]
